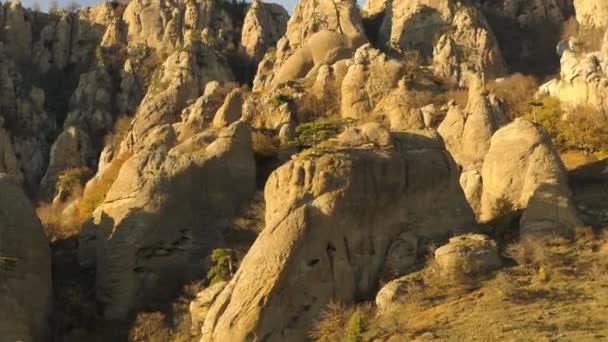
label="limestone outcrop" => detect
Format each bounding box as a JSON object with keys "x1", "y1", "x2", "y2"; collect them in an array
[
  {"x1": 480, "y1": 119, "x2": 581, "y2": 236},
  {"x1": 0, "y1": 175, "x2": 52, "y2": 341},
  {"x1": 476, "y1": 0, "x2": 574, "y2": 74},
  {"x1": 241, "y1": 0, "x2": 289, "y2": 63},
  {"x1": 539, "y1": 38, "x2": 608, "y2": 115},
  {"x1": 200, "y1": 126, "x2": 474, "y2": 341},
  {"x1": 80, "y1": 121, "x2": 256, "y2": 319},
  {"x1": 341, "y1": 44, "x2": 404, "y2": 120},
  {"x1": 574, "y1": 0, "x2": 608, "y2": 31},
  {"x1": 253, "y1": 0, "x2": 367, "y2": 90},
  {"x1": 438, "y1": 75, "x2": 506, "y2": 212},
  {"x1": 123, "y1": 46, "x2": 234, "y2": 153},
  {"x1": 377, "y1": 0, "x2": 506, "y2": 86}
]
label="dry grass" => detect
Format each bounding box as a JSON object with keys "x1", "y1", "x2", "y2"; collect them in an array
[
  {"x1": 251, "y1": 130, "x2": 280, "y2": 157},
  {"x1": 364, "y1": 232, "x2": 608, "y2": 341},
  {"x1": 561, "y1": 17, "x2": 606, "y2": 52},
  {"x1": 77, "y1": 154, "x2": 130, "y2": 222},
  {"x1": 310, "y1": 302, "x2": 374, "y2": 342},
  {"x1": 104, "y1": 115, "x2": 132, "y2": 152},
  {"x1": 486, "y1": 73, "x2": 539, "y2": 120}
]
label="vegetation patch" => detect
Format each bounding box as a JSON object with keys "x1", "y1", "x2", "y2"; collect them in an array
[
  {"x1": 77, "y1": 154, "x2": 130, "y2": 222},
  {"x1": 206, "y1": 248, "x2": 236, "y2": 286}
]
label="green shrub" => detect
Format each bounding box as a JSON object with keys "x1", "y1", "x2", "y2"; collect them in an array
[
  {"x1": 291, "y1": 119, "x2": 349, "y2": 148},
  {"x1": 206, "y1": 248, "x2": 236, "y2": 285},
  {"x1": 521, "y1": 97, "x2": 608, "y2": 152},
  {"x1": 271, "y1": 93, "x2": 290, "y2": 106},
  {"x1": 522, "y1": 96, "x2": 562, "y2": 137},
  {"x1": 345, "y1": 309, "x2": 366, "y2": 342}
]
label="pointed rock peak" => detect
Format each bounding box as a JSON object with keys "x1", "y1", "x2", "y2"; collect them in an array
[{"x1": 468, "y1": 73, "x2": 486, "y2": 97}]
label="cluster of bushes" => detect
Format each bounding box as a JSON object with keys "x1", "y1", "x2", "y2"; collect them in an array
[
  {"x1": 521, "y1": 97, "x2": 608, "y2": 153},
  {"x1": 486, "y1": 74, "x2": 608, "y2": 153},
  {"x1": 291, "y1": 118, "x2": 354, "y2": 149}
]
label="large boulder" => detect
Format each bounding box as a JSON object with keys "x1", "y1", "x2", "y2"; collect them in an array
[
  {"x1": 377, "y1": 0, "x2": 506, "y2": 86},
  {"x1": 0, "y1": 175, "x2": 52, "y2": 341},
  {"x1": 201, "y1": 127, "x2": 474, "y2": 341},
  {"x1": 434, "y1": 234, "x2": 501, "y2": 276},
  {"x1": 480, "y1": 119, "x2": 581, "y2": 236},
  {"x1": 81, "y1": 121, "x2": 256, "y2": 319}
]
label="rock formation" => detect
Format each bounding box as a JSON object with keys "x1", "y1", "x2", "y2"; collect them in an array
[
  {"x1": 80, "y1": 121, "x2": 256, "y2": 319},
  {"x1": 200, "y1": 125, "x2": 474, "y2": 341},
  {"x1": 0, "y1": 175, "x2": 52, "y2": 341},
  {"x1": 573, "y1": 0, "x2": 608, "y2": 31},
  {"x1": 253, "y1": 0, "x2": 367, "y2": 90},
  {"x1": 480, "y1": 119, "x2": 581, "y2": 236},
  {"x1": 376, "y1": 0, "x2": 506, "y2": 86},
  {"x1": 241, "y1": 0, "x2": 289, "y2": 63},
  {"x1": 341, "y1": 44, "x2": 404, "y2": 120},
  {"x1": 540, "y1": 36, "x2": 608, "y2": 115},
  {"x1": 538, "y1": 0, "x2": 608, "y2": 115},
  {"x1": 434, "y1": 234, "x2": 501, "y2": 276},
  {"x1": 438, "y1": 74, "x2": 506, "y2": 212},
  {"x1": 476, "y1": 0, "x2": 574, "y2": 74}
]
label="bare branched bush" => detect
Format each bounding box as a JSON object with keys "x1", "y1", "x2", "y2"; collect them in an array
[{"x1": 310, "y1": 301, "x2": 352, "y2": 342}]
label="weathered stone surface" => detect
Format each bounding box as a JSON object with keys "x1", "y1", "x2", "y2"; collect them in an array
[
  {"x1": 123, "y1": 47, "x2": 233, "y2": 153},
  {"x1": 341, "y1": 44, "x2": 404, "y2": 120},
  {"x1": 241, "y1": 0, "x2": 289, "y2": 63},
  {"x1": 480, "y1": 119, "x2": 581, "y2": 236},
  {"x1": 190, "y1": 281, "x2": 228, "y2": 333},
  {"x1": 476, "y1": 0, "x2": 573, "y2": 74},
  {"x1": 574, "y1": 0, "x2": 608, "y2": 31},
  {"x1": 212, "y1": 89, "x2": 243, "y2": 129},
  {"x1": 253, "y1": 0, "x2": 367, "y2": 90},
  {"x1": 539, "y1": 43, "x2": 608, "y2": 115},
  {"x1": 0, "y1": 175, "x2": 52, "y2": 341},
  {"x1": 82, "y1": 121, "x2": 255, "y2": 319},
  {"x1": 40, "y1": 126, "x2": 91, "y2": 196},
  {"x1": 122, "y1": 0, "x2": 239, "y2": 55},
  {"x1": 434, "y1": 234, "x2": 501, "y2": 276},
  {"x1": 0, "y1": 2, "x2": 32, "y2": 62},
  {"x1": 201, "y1": 127, "x2": 474, "y2": 341},
  {"x1": 64, "y1": 67, "x2": 114, "y2": 136},
  {"x1": 378, "y1": 0, "x2": 506, "y2": 86},
  {"x1": 438, "y1": 75, "x2": 506, "y2": 212}
]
